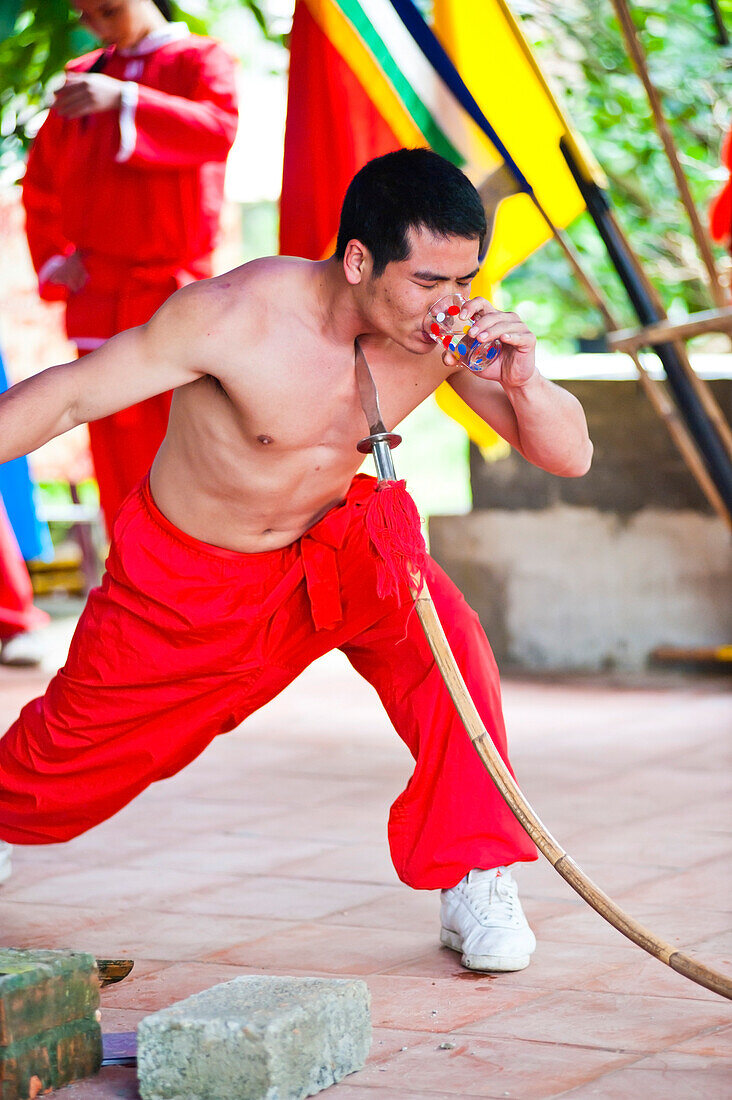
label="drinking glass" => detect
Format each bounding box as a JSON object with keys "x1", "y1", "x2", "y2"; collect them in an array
[{"x1": 424, "y1": 294, "x2": 501, "y2": 372}]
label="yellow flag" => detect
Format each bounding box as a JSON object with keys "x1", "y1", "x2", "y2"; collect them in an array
[
  {"x1": 432, "y1": 0, "x2": 604, "y2": 449},
  {"x1": 433, "y1": 0, "x2": 604, "y2": 288}
]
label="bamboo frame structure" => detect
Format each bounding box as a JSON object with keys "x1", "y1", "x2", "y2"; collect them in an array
[
  {"x1": 528, "y1": 194, "x2": 732, "y2": 528},
  {"x1": 607, "y1": 306, "x2": 732, "y2": 353},
  {"x1": 610, "y1": 0, "x2": 728, "y2": 310}
]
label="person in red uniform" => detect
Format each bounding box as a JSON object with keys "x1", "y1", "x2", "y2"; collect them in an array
[
  {"x1": 710, "y1": 124, "x2": 732, "y2": 257},
  {"x1": 22, "y1": 0, "x2": 238, "y2": 531},
  {"x1": 0, "y1": 498, "x2": 49, "y2": 667}
]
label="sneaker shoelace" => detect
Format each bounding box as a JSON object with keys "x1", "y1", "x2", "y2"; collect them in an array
[{"x1": 465, "y1": 869, "x2": 520, "y2": 925}]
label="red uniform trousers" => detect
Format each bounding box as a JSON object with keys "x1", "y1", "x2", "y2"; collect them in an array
[
  {"x1": 0, "y1": 474, "x2": 536, "y2": 888},
  {"x1": 0, "y1": 498, "x2": 48, "y2": 640}
]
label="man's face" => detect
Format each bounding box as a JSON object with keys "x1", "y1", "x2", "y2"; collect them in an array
[
  {"x1": 361, "y1": 227, "x2": 481, "y2": 354},
  {"x1": 74, "y1": 0, "x2": 149, "y2": 49}
]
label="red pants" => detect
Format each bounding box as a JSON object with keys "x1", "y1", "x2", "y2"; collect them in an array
[
  {"x1": 86, "y1": 388, "x2": 172, "y2": 535},
  {"x1": 0, "y1": 497, "x2": 48, "y2": 639},
  {"x1": 0, "y1": 475, "x2": 536, "y2": 888}
]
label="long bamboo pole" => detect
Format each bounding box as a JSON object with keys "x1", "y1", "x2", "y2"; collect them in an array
[
  {"x1": 610, "y1": 0, "x2": 728, "y2": 310},
  {"x1": 608, "y1": 306, "x2": 732, "y2": 353},
  {"x1": 410, "y1": 582, "x2": 732, "y2": 1000},
  {"x1": 602, "y1": 206, "x2": 732, "y2": 461}
]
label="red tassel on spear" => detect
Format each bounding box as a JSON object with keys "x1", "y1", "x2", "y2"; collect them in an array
[
  {"x1": 363, "y1": 479, "x2": 428, "y2": 600},
  {"x1": 354, "y1": 339, "x2": 428, "y2": 599}
]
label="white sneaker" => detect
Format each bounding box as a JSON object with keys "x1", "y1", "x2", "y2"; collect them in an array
[
  {"x1": 440, "y1": 865, "x2": 536, "y2": 972},
  {"x1": 0, "y1": 842, "x2": 12, "y2": 885},
  {"x1": 1, "y1": 630, "x2": 45, "y2": 668}
]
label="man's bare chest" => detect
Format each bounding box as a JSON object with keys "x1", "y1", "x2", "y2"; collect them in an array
[{"x1": 205, "y1": 347, "x2": 446, "y2": 452}]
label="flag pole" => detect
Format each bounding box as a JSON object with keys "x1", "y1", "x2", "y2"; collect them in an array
[
  {"x1": 609, "y1": 0, "x2": 728, "y2": 311},
  {"x1": 526, "y1": 193, "x2": 732, "y2": 527},
  {"x1": 706, "y1": 0, "x2": 729, "y2": 46},
  {"x1": 560, "y1": 137, "x2": 732, "y2": 517}
]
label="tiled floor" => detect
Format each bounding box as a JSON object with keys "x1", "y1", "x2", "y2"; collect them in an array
[{"x1": 0, "y1": 617, "x2": 730, "y2": 1099}]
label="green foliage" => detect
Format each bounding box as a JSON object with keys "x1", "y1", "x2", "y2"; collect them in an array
[
  {"x1": 503, "y1": 0, "x2": 732, "y2": 349},
  {"x1": 0, "y1": 0, "x2": 278, "y2": 180},
  {"x1": 0, "y1": 0, "x2": 95, "y2": 179}
]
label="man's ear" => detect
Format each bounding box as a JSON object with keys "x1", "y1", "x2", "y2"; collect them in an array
[{"x1": 343, "y1": 239, "x2": 371, "y2": 286}]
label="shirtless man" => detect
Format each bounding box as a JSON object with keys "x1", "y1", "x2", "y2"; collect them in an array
[{"x1": 0, "y1": 149, "x2": 591, "y2": 973}]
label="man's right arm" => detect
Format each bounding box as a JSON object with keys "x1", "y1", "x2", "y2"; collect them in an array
[{"x1": 0, "y1": 284, "x2": 209, "y2": 463}]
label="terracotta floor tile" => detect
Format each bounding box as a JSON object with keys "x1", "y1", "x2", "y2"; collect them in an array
[
  {"x1": 558, "y1": 818, "x2": 732, "y2": 871},
  {"x1": 364, "y1": 974, "x2": 547, "y2": 1032},
  {"x1": 6, "y1": 863, "x2": 237, "y2": 913},
  {"x1": 384, "y1": 937, "x2": 640, "y2": 997},
  {"x1": 519, "y1": 851, "x2": 671, "y2": 902},
  {"x1": 0, "y1": 857, "x2": 97, "y2": 893},
  {"x1": 380, "y1": 943, "x2": 483, "y2": 981},
  {"x1": 582, "y1": 950, "x2": 729, "y2": 1002},
  {"x1": 556, "y1": 1050, "x2": 731, "y2": 1099},
  {"x1": 231, "y1": 796, "x2": 394, "y2": 845},
  {"x1": 171, "y1": 874, "x2": 392, "y2": 921},
  {"x1": 670, "y1": 1023, "x2": 732, "y2": 1058},
  {"x1": 206, "y1": 922, "x2": 437, "y2": 975},
  {"x1": 98, "y1": 960, "x2": 248, "y2": 1011},
  {"x1": 367, "y1": 1026, "x2": 443, "y2": 1064},
  {"x1": 0, "y1": 900, "x2": 106, "y2": 948},
  {"x1": 353, "y1": 1033, "x2": 638, "y2": 1098},
  {"x1": 324, "y1": 884, "x2": 440, "y2": 933},
  {"x1": 536, "y1": 900, "x2": 731, "y2": 952},
  {"x1": 273, "y1": 842, "x2": 400, "y2": 887},
  {"x1": 51, "y1": 909, "x2": 288, "y2": 961},
  {"x1": 688, "y1": 929, "x2": 732, "y2": 957},
  {"x1": 328, "y1": 1086, "x2": 486, "y2": 1099},
  {"x1": 613, "y1": 860, "x2": 730, "y2": 913},
  {"x1": 99, "y1": 1007, "x2": 148, "y2": 1033},
  {"x1": 123, "y1": 833, "x2": 335, "y2": 877},
  {"x1": 458, "y1": 988, "x2": 732, "y2": 1053}
]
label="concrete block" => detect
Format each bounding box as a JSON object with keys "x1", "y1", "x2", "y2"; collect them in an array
[
  {"x1": 0, "y1": 949, "x2": 102, "y2": 1100},
  {"x1": 137, "y1": 976, "x2": 371, "y2": 1100},
  {"x1": 429, "y1": 506, "x2": 732, "y2": 670}
]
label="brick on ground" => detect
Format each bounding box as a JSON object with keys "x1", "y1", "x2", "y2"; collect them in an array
[
  {"x1": 0, "y1": 948, "x2": 102, "y2": 1100},
  {"x1": 137, "y1": 975, "x2": 371, "y2": 1100}
]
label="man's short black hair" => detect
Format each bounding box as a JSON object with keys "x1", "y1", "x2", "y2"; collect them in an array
[{"x1": 335, "y1": 148, "x2": 486, "y2": 277}]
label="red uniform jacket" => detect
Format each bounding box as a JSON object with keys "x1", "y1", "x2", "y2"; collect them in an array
[
  {"x1": 710, "y1": 126, "x2": 732, "y2": 253},
  {"x1": 21, "y1": 26, "x2": 238, "y2": 529},
  {"x1": 22, "y1": 25, "x2": 238, "y2": 342}
]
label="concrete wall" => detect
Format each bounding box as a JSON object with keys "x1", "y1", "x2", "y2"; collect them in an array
[{"x1": 428, "y1": 379, "x2": 732, "y2": 671}]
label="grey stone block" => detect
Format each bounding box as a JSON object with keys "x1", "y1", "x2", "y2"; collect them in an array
[{"x1": 137, "y1": 976, "x2": 371, "y2": 1100}]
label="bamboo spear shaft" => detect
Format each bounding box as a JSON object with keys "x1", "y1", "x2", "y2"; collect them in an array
[{"x1": 610, "y1": 0, "x2": 728, "y2": 311}]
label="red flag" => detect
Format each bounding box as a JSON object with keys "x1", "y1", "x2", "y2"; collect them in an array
[{"x1": 279, "y1": 0, "x2": 401, "y2": 259}]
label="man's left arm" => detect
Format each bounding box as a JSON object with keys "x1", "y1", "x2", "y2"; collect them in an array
[{"x1": 446, "y1": 299, "x2": 593, "y2": 477}]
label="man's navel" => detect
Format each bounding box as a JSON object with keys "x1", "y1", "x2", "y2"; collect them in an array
[{"x1": 257, "y1": 434, "x2": 274, "y2": 445}]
